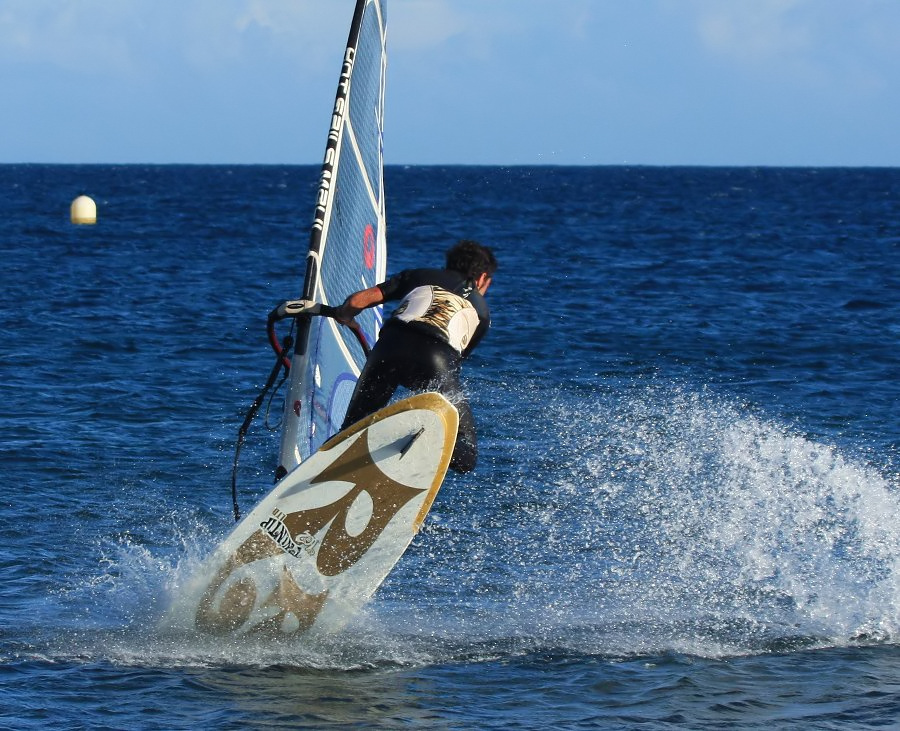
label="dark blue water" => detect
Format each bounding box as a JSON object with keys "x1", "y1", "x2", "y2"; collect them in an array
[{"x1": 2, "y1": 165, "x2": 899, "y2": 729}]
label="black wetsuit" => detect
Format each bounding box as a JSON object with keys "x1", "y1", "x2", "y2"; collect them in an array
[{"x1": 341, "y1": 268, "x2": 491, "y2": 473}]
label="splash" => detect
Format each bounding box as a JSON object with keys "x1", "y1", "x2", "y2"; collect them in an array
[
  {"x1": 40, "y1": 514, "x2": 424, "y2": 670},
  {"x1": 37, "y1": 382, "x2": 900, "y2": 666},
  {"x1": 437, "y1": 382, "x2": 900, "y2": 657}
]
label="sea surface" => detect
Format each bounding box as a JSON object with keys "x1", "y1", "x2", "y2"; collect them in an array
[{"x1": 1, "y1": 164, "x2": 899, "y2": 729}]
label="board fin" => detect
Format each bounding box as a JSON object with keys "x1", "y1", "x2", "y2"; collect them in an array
[{"x1": 399, "y1": 427, "x2": 426, "y2": 459}]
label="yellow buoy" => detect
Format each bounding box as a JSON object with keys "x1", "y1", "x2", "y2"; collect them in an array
[{"x1": 70, "y1": 195, "x2": 97, "y2": 225}]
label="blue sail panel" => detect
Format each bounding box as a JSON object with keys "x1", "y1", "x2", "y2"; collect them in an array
[{"x1": 278, "y1": 0, "x2": 387, "y2": 473}]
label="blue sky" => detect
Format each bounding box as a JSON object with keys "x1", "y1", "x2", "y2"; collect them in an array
[{"x1": 2, "y1": 0, "x2": 899, "y2": 166}]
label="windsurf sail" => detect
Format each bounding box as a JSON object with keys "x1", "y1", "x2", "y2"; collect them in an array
[{"x1": 276, "y1": 0, "x2": 388, "y2": 477}]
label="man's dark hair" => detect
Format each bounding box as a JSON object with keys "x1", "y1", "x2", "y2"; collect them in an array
[{"x1": 445, "y1": 240, "x2": 498, "y2": 281}]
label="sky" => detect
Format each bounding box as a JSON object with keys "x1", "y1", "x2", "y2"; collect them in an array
[{"x1": 2, "y1": 0, "x2": 899, "y2": 167}]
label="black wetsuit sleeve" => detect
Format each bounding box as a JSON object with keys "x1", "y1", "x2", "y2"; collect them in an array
[{"x1": 376, "y1": 270, "x2": 412, "y2": 301}]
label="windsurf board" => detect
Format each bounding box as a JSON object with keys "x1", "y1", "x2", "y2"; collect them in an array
[{"x1": 173, "y1": 392, "x2": 458, "y2": 637}]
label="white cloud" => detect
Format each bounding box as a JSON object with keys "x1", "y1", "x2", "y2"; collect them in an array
[
  {"x1": 685, "y1": 0, "x2": 900, "y2": 71},
  {"x1": 0, "y1": 0, "x2": 141, "y2": 72},
  {"x1": 0, "y1": 0, "x2": 351, "y2": 77},
  {"x1": 688, "y1": 0, "x2": 811, "y2": 63},
  {"x1": 390, "y1": 0, "x2": 600, "y2": 54},
  {"x1": 678, "y1": 0, "x2": 900, "y2": 98},
  {"x1": 390, "y1": 0, "x2": 466, "y2": 51},
  {"x1": 231, "y1": 0, "x2": 348, "y2": 56}
]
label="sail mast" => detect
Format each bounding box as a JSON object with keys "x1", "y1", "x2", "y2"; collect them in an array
[{"x1": 277, "y1": 0, "x2": 388, "y2": 477}]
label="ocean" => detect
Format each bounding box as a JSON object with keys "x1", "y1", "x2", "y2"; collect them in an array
[{"x1": 1, "y1": 164, "x2": 899, "y2": 729}]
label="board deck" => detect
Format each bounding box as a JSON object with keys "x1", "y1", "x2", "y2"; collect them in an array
[{"x1": 174, "y1": 392, "x2": 459, "y2": 637}]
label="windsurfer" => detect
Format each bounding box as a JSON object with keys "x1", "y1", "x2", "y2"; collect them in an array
[{"x1": 335, "y1": 239, "x2": 497, "y2": 473}]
